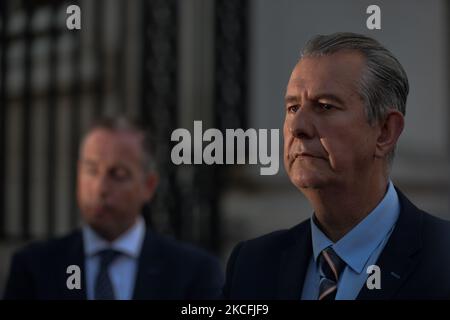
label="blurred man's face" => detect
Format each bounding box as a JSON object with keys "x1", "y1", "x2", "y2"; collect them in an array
[
  {"x1": 283, "y1": 50, "x2": 380, "y2": 191},
  {"x1": 77, "y1": 129, "x2": 157, "y2": 241}
]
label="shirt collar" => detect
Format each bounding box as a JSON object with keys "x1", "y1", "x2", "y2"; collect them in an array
[
  {"x1": 310, "y1": 181, "x2": 400, "y2": 274},
  {"x1": 82, "y1": 215, "x2": 146, "y2": 258}
]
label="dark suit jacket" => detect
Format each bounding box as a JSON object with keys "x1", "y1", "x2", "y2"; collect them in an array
[
  {"x1": 223, "y1": 188, "x2": 450, "y2": 299},
  {"x1": 4, "y1": 229, "x2": 224, "y2": 300}
]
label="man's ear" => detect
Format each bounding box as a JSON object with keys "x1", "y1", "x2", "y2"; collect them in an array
[
  {"x1": 144, "y1": 172, "x2": 159, "y2": 202},
  {"x1": 375, "y1": 110, "x2": 404, "y2": 159}
]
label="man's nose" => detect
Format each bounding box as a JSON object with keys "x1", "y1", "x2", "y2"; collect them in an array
[
  {"x1": 289, "y1": 105, "x2": 315, "y2": 139},
  {"x1": 94, "y1": 175, "x2": 111, "y2": 199}
]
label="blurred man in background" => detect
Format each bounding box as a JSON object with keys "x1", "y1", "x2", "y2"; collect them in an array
[
  {"x1": 223, "y1": 32, "x2": 450, "y2": 300},
  {"x1": 4, "y1": 116, "x2": 223, "y2": 300}
]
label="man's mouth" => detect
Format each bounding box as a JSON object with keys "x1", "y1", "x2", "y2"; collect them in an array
[
  {"x1": 93, "y1": 206, "x2": 112, "y2": 216},
  {"x1": 293, "y1": 152, "x2": 324, "y2": 160}
]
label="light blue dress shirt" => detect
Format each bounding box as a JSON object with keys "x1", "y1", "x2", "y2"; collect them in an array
[
  {"x1": 82, "y1": 216, "x2": 146, "y2": 300},
  {"x1": 301, "y1": 181, "x2": 400, "y2": 300}
]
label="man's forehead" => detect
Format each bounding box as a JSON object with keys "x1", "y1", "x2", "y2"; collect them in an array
[
  {"x1": 285, "y1": 75, "x2": 352, "y2": 102},
  {"x1": 286, "y1": 52, "x2": 365, "y2": 99},
  {"x1": 294, "y1": 50, "x2": 365, "y2": 77},
  {"x1": 81, "y1": 129, "x2": 144, "y2": 156},
  {"x1": 85, "y1": 128, "x2": 142, "y2": 144}
]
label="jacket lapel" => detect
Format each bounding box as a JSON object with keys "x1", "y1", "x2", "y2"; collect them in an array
[
  {"x1": 277, "y1": 221, "x2": 312, "y2": 299},
  {"x1": 357, "y1": 188, "x2": 423, "y2": 300},
  {"x1": 132, "y1": 231, "x2": 165, "y2": 299}
]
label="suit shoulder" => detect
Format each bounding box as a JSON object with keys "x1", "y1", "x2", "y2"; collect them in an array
[
  {"x1": 421, "y1": 210, "x2": 450, "y2": 229},
  {"x1": 420, "y1": 210, "x2": 450, "y2": 243},
  {"x1": 234, "y1": 218, "x2": 310, "y2": 256},
  {"x1": 12, "y1": 230, "x2": 82, "y2": 261},
  {"x1": 152, "y1": 233, "x2": 219, "y2": 265}
]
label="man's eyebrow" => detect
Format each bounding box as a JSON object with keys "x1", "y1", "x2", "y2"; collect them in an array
[
  {"x1": 284, "y1": 95, "x2": 298, "y2": 104},
  {"x1": 284, "y1": 93, "x2": 345, "y2": 105},
  {"x1": 313, "y1": 93, "x2": 345, "y2": 105},
  {"x1": 81, "y1": 159, "x2": 97, "y2": 166}
]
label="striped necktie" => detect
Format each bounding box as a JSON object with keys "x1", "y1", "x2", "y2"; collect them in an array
[{"x1": 318, "y1": 246, "x2": 346, "y2": 300}]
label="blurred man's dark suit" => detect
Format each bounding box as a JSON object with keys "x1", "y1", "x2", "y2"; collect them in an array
[
  {"x1": 4, "y1": 228, "x2": 223, "y2": 300},
  {"x1": 223, "y1": 188, "x2": 450, "y2": 299}
]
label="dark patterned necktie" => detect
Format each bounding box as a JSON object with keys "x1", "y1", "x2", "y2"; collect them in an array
[
  {"x1": 318, "y1": 246, "x2": 346, "y2": 300},
  {"x1": 94, "y1": 249, "x2": 120, "y2": 300}
]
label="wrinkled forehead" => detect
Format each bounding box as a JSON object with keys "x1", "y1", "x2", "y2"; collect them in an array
[{"x1": 287, "y1": 51, "x2": 366, "y2": 99}]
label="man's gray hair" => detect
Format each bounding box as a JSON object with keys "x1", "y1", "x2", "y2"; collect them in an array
[{"x1": 301, "y1": 32, "x2": 409, "y2": 164}]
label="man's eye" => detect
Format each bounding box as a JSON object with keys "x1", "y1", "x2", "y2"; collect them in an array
[
  {"x1": 287, "y1": 105, "x2": 299, "y2": 113},
  {"x1": 84, "y1": 165, "x2": 97, "y2": 176},
  {"x1": 111, "y1": 168, "x2": 130, "y2": 181},
  {"x1": 319, "y1": 103, "x2": 335, "y2": 111}
]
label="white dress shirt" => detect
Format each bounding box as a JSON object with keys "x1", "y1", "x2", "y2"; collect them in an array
[{"x1": 82, "y1": 216, "x2": 146, "y2": 300}]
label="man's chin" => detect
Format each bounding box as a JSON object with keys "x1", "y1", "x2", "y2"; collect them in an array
[
  {"x1": 291, "y1": 174, "x2": 327, "y2": 190},
  {"x1": 84, "y1": 216, "x2": 119, "y2": 237},
  {"x1": 89, "y1": 223, "x2": 121, "y2": 241}
]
